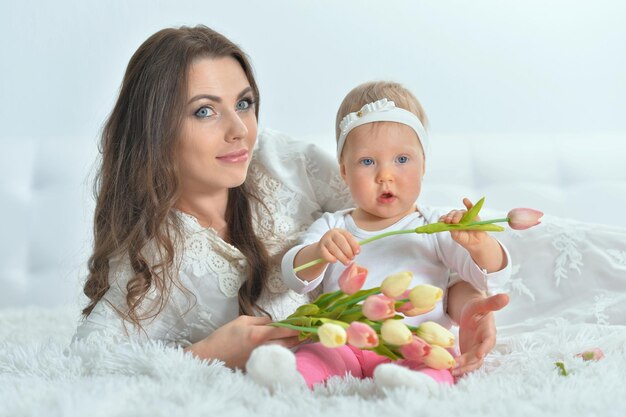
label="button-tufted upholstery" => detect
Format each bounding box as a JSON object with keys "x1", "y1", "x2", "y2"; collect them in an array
[{"x1": 1, "y1": 132, "x2": 624, "y2": 309}]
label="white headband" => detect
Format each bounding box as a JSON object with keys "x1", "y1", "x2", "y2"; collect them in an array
[{"x1": 337, "y1": 98, "x2": 429, "y2": 161}]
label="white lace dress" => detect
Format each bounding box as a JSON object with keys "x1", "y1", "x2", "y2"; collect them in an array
[{"x1": 74, "y1": 129, "x2": 352, "y2": 347}]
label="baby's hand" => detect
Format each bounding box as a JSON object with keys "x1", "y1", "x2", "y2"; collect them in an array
[
  {"x1": 316, "y1": 228, "x2": 361, "y2": 265},
  {"x1": 439, "y1": 198, "x2": 489, "y2": 249}
]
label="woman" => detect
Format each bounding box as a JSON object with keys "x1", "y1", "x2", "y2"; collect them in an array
[{"x1": 75, "y1": 25, "x2": 506, "y2": 375}]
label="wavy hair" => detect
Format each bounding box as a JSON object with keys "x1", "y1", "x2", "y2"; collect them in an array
[{"x1": 82, "y1": 25, "x2": 270, "y2": 327}]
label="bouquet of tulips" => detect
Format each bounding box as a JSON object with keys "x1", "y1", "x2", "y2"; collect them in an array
[
  {"x1": 271, "y1": 198, "x2": 543, "y2": 370},
  {"x1": 273, "y1": 266, "x2": 459, "y2": 369}
]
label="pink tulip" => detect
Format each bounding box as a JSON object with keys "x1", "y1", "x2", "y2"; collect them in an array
[
  {"x1": 338, "y1": 263, "x2": 368, "y2": 295},
  {"x1": 399, "y1": 336, "x2": 431, "y2": 361},
  {"x1": 507, "y1": 208, "x2": 544, "y2": 230},
  {"x1": 362, "y1": 295, "x2": 396, "y2": 321},
  {"x1": 346, "y1": 322, "x2": 379, "y2": 349},
  {"x1": 577, "y1": 347, "x2": 605, "y2": 361}
]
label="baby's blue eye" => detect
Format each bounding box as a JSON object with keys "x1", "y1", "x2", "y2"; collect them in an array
[
  {"x1": 397, "y1": 155, "x2": 409, "y2": 164},
  {"x1": 360, "y1": 158, "x2": 374, "y2": 166},
  {"x1": 195, "y1": 106, "x2": 215, "y2": 118}
]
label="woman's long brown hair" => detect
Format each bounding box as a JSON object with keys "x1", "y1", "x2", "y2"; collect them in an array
[{"x1": 82, "y1": 25, "x2": 271, "y2": 327}]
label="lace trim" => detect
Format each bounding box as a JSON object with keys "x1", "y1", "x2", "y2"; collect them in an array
[
  {"x1": 607, "y1": 249, "x2": 626, "y2": 265},
  {"x1": 509, "y1": 263, "x2": 536, "y2": 301},
  {"x1": 593, "y1": 294, "x2": 613, "y2": 325},
  {"x1": 305, "y1": 153, "x2": 353, "y2": 211},
  {"x1": 549, "y1": 223, "x2": 584, "y2": 287},
  {"x1": 247, "y1": 162, "x2": 305, "y2": 260},
  {"x1": 178, "y1": 212, "x2": 246, "y2": 298}
]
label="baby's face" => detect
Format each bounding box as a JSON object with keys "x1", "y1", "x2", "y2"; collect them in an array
[{"x1": 340, "y1": 121, "x2": 425, "y2": 228}]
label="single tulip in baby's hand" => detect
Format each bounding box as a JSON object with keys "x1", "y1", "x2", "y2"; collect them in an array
[{"x1": 293, "y1": 197, "x2": 543, "y2": 273}]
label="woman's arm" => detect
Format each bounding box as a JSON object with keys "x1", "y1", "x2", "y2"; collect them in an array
[
  {"x1": 184, "y1": 315, "x2": 300, "y2": 369},
  {"x1": 447, "y1": 281, "x2": 509, "y2": 377}
]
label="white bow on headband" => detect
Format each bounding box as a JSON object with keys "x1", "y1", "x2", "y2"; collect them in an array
[{"x1": 337, "y1": 98, "x2": 429, "y2": 161}]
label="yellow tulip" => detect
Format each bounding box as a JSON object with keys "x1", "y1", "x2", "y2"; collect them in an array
[
  {"x1": 415, "y1": 321, "x2": 455, "y2": 348},
  {"x1": 423, "y1": 345, "x2": 456, "y2": 370},
  {"x1": 380, "y1": 319, "x2": 413, "y2": 346},
  {"x1": 317, "y1": 323, "x2": 347, "y2": 348},
  {"x1": 408, "y1": 285, "x2": 443, "y2": 310},
  {"x1": 380, "y1": 271, "x2": 413, "y2": 299}
]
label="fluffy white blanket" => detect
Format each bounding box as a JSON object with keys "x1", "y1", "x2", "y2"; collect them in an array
[
  {"x1": 2, "y1": 216, "x2": 626, "y2": 417},
  {"x1": 1, "y1": 306, "x2": 624, "y2": 417}
]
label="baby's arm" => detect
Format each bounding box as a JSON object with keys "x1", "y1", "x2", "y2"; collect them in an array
[
  {"x1": 440, "y1": 198, "x2": 507, "y2": 273},
  {"x1": 294, "y1": 228, "x2": 361, "y2": 282}
]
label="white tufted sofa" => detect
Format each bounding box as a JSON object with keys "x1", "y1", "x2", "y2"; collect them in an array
[{"x1": 1, "y1": 132, "x2": 625, "y2": 309}]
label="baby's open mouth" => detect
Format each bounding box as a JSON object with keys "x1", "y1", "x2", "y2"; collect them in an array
[{"x1": 378, "y1": 192, "x2": 396, "y2": 203}]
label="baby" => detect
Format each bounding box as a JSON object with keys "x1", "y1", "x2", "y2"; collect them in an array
[{"x1": 247, "y1": 81, "x2": 511, "y2": 392}]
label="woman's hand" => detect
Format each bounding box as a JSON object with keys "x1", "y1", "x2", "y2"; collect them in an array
[
  {"x1": 452, "y1": 293, "x2": 509, "y2": 377},
  {"x1": 185, "y1": 315, "x2": 300, "y2": 369}
]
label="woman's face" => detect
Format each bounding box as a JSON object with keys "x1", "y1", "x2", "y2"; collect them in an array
[{"x1": 178, "y1": 56, "x2": 258, "y2": 198}]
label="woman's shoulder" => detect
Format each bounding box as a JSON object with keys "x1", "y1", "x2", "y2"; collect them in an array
[{"x1": 254, "y1": 128, "x2": 337, "y2": 171}]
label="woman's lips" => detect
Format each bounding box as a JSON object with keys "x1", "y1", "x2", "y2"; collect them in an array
[{"x1": 216, "y1": 149, "x2": 249, "y2": 163}]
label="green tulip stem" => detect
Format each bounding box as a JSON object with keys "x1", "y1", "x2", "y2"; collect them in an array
[
  {"x1": 293, "y1": 217, "x2": 509, "y2": 273},
  {"x1": 293, "y1": 230, "x2": 416, "y2": 273},
  {"x1": 469, "y1": 218, "x2": 509, "y2": 226},
  {"x1": 326, "y1": 287, "x2": 381, "y2": 311},
  {"x1": 269, "y1": 322, "x2": 319, "y2": 333}
]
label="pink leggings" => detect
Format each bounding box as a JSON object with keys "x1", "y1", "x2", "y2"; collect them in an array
[{"x1": 295, "y1": 342, "x2": 455, "y2": 389}]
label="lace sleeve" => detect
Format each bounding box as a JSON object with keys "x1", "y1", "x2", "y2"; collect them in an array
[
  {"x1": 73, "y1": 256, "x2": 189, "y2": 346},
  {"x1": 304, "y1": 143, "x2": 353, "y2": 213}
]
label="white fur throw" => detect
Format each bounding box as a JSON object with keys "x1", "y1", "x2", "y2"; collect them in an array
[{"x1": 0, "y1": 307, "x2": 624, "y2": 417}]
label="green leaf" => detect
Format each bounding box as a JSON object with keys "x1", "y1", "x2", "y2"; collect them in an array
[
  {"x1": 277, "y1": 316, "x2": 314, "y2": 327},
  {"x1": 554, "y1": 361, "x2": 568, "y2": 376},
  {"x1": 414, "y1": 222, "x2": 450, "y2": 234},
  {"x1": 371, "y1": 343, "x2": 402, "y2": 361},
  {"x1": 460, "y1": 197, "x2": 485, "y2": 224},
  {"x1": 287, "y1": 304, "x2": 319, "y2": 318},
  {"x1": 338, "y1": 311, "x2": 364, "y2": 322},
  {"x1": 312, "y1": 290, "x2": 346, "y2": 310},
  {"x1": 319, "y1": 304, "x2": 348, "y2": 319}
]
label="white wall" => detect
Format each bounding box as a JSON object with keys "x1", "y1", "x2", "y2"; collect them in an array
[
  {"x1": 1, "y1": 1, "x2": 625, "y2": 308},
  {"x1": 2, "y1": 1, "x2": 625, "y2": 141}
]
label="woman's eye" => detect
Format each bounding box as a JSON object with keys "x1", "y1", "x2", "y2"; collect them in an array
[
  {"x1": 195, "y1": 106, "x2": 215, "y2": 118},
  {"x1": 397, "y1": 155, "x2": 409, "y2": 164},
  {"x1": 236, "y1": 98, "x2": 254, "y2": 111},
  {"x1": 360, "y1": 158, "x2": 374, "y2": 166}
]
